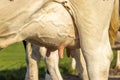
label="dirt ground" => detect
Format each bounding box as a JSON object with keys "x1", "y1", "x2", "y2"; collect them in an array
[
  {"x1": 63, "y1": 69, "x2": 120, "y2": 80},
  {"x1": 109, "y1": 69, "x2": 120, "y2": 80},
  {"x1": 40, "y1": 75, "x2": 120, "y2": 80},
  {"x1": 40, "y1": 69, "x2": 120, "y2": 80},
  {"x1": 63, "y1": 75, "x2": 120, "y2": 80},
  {"x1": 61, "y1": 75, "x2": 120, "y2": 80}
]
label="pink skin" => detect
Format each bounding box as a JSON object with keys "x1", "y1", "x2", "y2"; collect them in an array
[
  {"x1": 46, "y1": 45, "x2": 77, "y2": 59},
  {"x1": 46, "y1": 45, "x2": 66, "y2": 59}
]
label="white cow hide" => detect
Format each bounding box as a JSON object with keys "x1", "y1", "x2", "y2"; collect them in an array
[{"x1": 0, "y1": 0, "x2": 118, "y2": 80}]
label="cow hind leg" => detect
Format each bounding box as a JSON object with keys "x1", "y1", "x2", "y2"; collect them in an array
[
  {"x1": 74, "y1": 49, "x2": 88, "y2": 80},
  {"x1": 79, "y1": 25, "x2": 113, "y2": 80},
  {"x1": 71, "y1": 0, "x2": 115, "y2": 79},
  {"x1": 115, "y1": 50, "x2": 120, "y2": 71}
]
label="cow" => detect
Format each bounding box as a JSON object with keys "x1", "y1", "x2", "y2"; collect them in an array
[{"x1": 0, "y1": 0, "x2": 119, "y2": 80}]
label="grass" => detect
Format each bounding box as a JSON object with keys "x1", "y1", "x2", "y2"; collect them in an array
[
  {"x1": 0, "y1": 42, "x2": 26, "y2": 70},
  {"x1": 0, "y1": 42, "x2": 117, "y2": 80},
  {"x1": 0, "y1": 42, "x2": 26, "y2": 80},
  {"x1": 0, "y1": 42, "x2": 75, "y2": 80},
  {"x1": 111, "y1": 50, "x2": 117, "y2": 68}
]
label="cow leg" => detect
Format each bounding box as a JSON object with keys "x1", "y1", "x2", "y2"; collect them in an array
[
  {"x1": 70, "y1": 0, "x2": 115, "y2": 79},
  {"x1": 79, "y1": 23, "x2": 113, "y2": 80},
  {"x1": 74, "y1": 49, "x2": 88, "y2": 80},
  {"x1": 25, "y1": 42, "x2": 40, "y2": 80},
  {"x1": 71, "y1": 58, "x2": 76, "y2": 70},
  {"x1": 45, "y1": 50, "x2": 63, "y2": 80},
  {"x1": 115, "y1": 50, "x2": 120, "y2": 70}
]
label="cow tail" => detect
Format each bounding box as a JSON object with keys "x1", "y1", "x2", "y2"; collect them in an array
[{"x1": 109, "y1": 0, "x2": 120, "y2": 45}]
